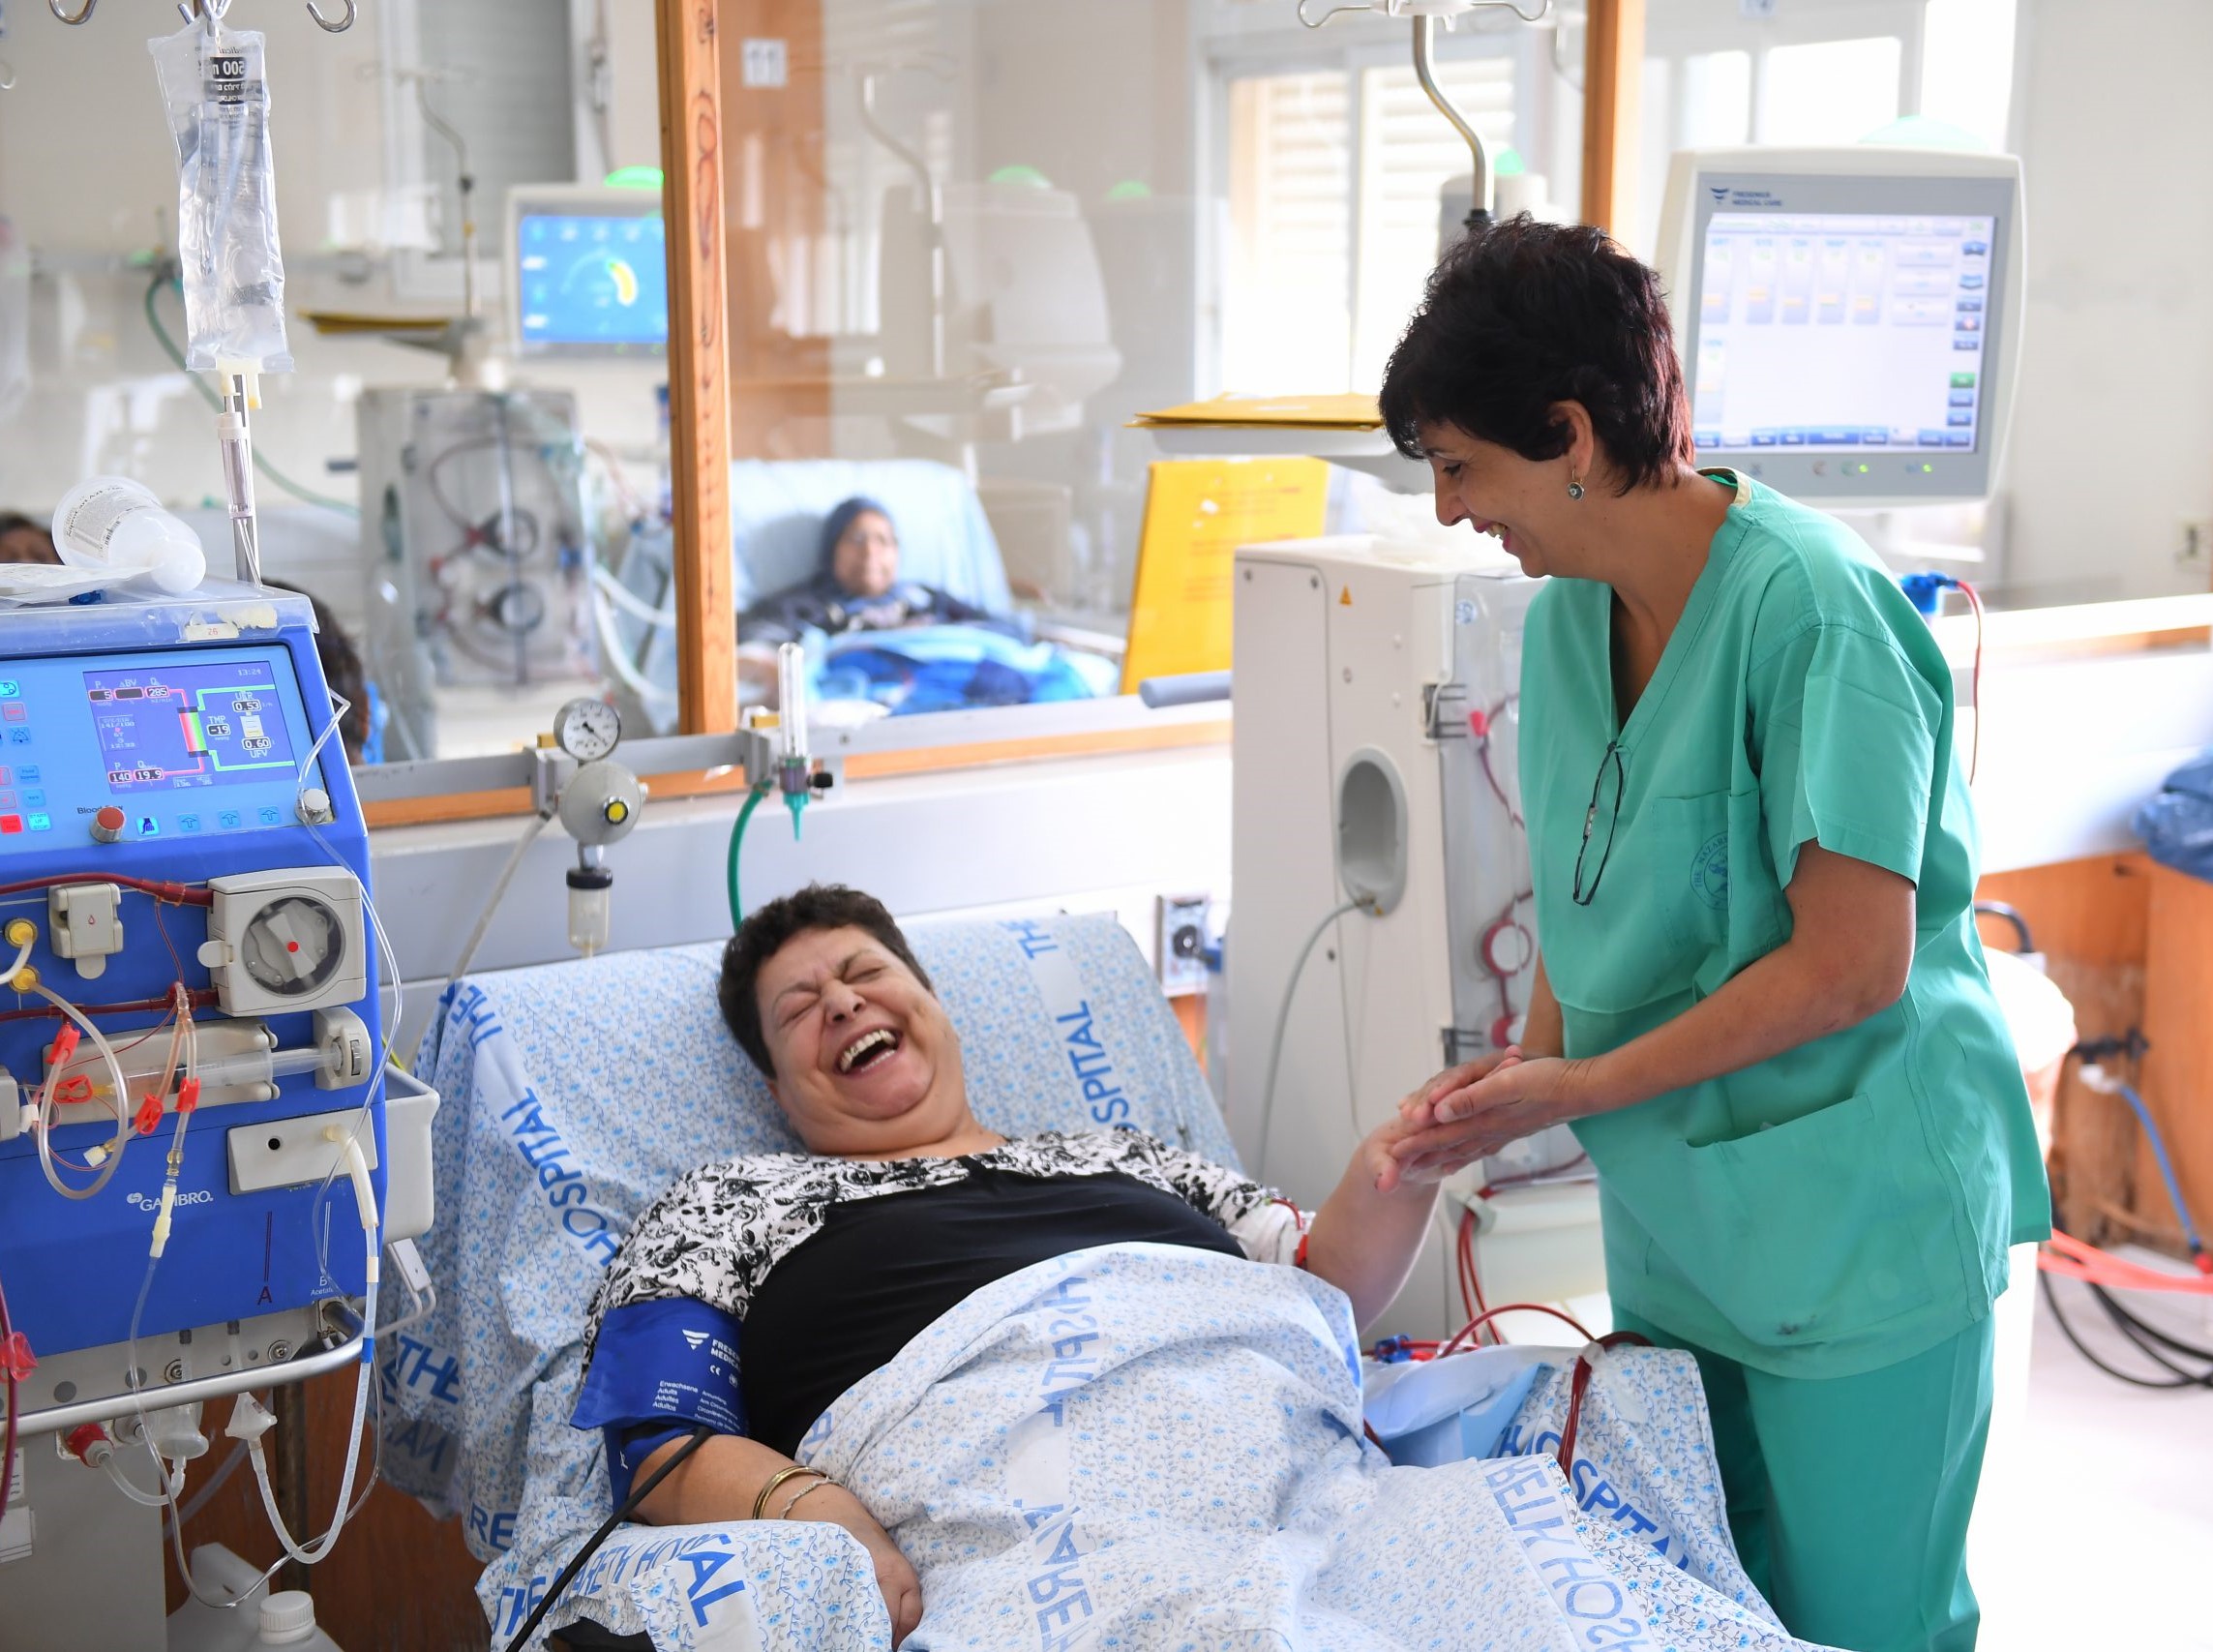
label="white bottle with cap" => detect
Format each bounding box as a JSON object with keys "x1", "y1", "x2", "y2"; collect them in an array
[
  {"x1": 255, "y1": 1590, "x2": 343, "y2": 1650},
  {"x1": 167, "y1": 1547, "x2": 345, "y2": 1652},
  {"x1": 50, "y1": 474, "x2": 207, "y2": 595}
]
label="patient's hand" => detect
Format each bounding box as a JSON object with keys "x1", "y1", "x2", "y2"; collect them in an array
[{"x1": 802, "y1": 1485, "x2": 923, "y2": 1646}]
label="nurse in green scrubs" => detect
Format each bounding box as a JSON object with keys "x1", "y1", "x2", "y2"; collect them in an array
[{"x1": 1369, "y1": 218, "x2": 2048, "y2": 1652}]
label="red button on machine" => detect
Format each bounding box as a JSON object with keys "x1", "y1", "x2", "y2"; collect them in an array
[
  {"x1": 0, "y1": 816, "x2": 20, "y2": 836},
  {"x1": 90, "y1": 806, "x2": 127, "y2": 844}
]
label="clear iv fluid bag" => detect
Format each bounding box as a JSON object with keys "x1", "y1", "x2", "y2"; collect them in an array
[{"x1": 149, "y1": 22, "x2": 294, "y2": 374}]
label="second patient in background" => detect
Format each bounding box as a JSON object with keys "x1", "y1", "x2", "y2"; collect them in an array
[{"x1": 736, "y1": 497, "x2": 994, "y2": 705}]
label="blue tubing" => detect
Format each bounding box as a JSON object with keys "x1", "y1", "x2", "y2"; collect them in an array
[{"x1": 2117, "y1": 1082, "x2": 2205, "y2": 1253}]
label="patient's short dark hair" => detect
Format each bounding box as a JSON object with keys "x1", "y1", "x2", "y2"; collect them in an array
[{"x1": 719, "y1": 884, "x2": 936, "y2": 1077}]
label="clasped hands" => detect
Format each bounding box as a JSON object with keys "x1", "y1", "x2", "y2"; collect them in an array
[{"x1": 1364, "y1": 1047, "x2": 1590, "y2": 1194}]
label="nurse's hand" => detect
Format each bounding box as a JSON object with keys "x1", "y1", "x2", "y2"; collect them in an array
[
  {"x1": 1363, "y1": 1050, "x2": 1519, "y2": 1193},
  {"x1": 1384, "y1": 1055, "x2": 1586, "y2": 1185}
]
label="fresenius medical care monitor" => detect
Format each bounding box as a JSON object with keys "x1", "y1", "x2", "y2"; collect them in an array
[{"x1": 1655, "y1": 147, "x2": 2023, "y2": 508}]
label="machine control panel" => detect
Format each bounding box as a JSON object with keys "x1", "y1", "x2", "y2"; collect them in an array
[{"x1": 0, "y1": 646, "x2": 328, "y2": 856}]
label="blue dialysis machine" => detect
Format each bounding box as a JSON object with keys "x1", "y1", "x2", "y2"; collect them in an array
[{"x1": 0, "y1": 584, "x2": 428, "y2": 1644}]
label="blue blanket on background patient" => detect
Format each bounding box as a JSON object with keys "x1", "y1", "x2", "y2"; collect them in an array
[
  {"x1": 814, "y1": 622, "x2": 1117, "y2": 715},
  {"x1": 483, "y1": 1243, "x2": 1837, "y2": 1651}
]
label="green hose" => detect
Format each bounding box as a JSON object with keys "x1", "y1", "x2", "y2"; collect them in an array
[
  {"x1": 141, "y1": 274, "x2": 362, "y2": 519},
  {"x1": 727, "y1": 787, "x2": 768, "y2": 930}
]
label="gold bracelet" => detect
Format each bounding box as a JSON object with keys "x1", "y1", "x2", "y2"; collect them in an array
[
  {"x1": 752, "y1": 1464, "x2": 822, "y2": 1521},
  {"x1": 777, "y1": 1475, "x2": 838, "y2": 1519}
]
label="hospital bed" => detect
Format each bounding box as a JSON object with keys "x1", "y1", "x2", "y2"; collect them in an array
[
  {"x1": 600, "y1": 460, "x2": 1112, "y2": 736},
  {"x1": 388, "y1": 916, "x2": 1813, "y2": 1652},
  {"x1": 386, "y1": 914, "x2": 1230, "y2": 1644}
]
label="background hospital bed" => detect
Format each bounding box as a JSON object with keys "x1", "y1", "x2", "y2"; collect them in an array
[
  {"x1": 384, "y1": 913, "x2": 1232, "y2": 1646},
  {"x1": 599, "y1": 458, "x2": 1017, "y2": 736}
]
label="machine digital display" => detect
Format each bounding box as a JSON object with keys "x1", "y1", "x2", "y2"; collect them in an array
[
  {"x1": 1689, "y1": 212, "x2": 1996, "y2": 456},
  {"x1": 515, "y1": 209, "x2": 669, "y2": 355},
  {"x1": 85, "y1": 658, "x2": 300, "y2": 794}
]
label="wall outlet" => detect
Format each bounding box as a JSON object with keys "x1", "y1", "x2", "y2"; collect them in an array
[
  {"x1": 740, "y1": 39, "x2": 789, "y2": 89},
  {"x1": 1155, "y1": 895, "x2": 1212, "y2": 999}
]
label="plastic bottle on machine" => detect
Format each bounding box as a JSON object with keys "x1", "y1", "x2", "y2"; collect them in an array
[
  {"x1": 254, "y1": 1593, "x2": 344, "y2": 1650},
  {"x1": 166, "y1": 1546, "x2": 345, "y2": 1651},
  {"x1": 50, "y1": 475, "x2": 208, "y2": 595}
]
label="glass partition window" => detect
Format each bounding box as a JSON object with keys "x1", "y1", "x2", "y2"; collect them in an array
[{"x1": 674, "y1": 0, "x2": 1227, "y2": 737}]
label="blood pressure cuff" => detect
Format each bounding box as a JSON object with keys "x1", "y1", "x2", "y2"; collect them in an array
[{"x1": 572, "y1": 1298, "x2": 746, "y2": 1506}]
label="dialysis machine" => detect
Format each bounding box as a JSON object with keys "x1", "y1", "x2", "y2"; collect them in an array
[
  {"x1": 0, "y1": 584, "x2": 431, "y2": 1649},
  {"x1": 363, "y1": 184, "x2": 671, "y2": 763},
  {"x1": 1229, "y1": 536, "x2": 1601, "y2": 1341},
  {"x1": 359, "y1": 386, "x2": 600, "y2": 764}
]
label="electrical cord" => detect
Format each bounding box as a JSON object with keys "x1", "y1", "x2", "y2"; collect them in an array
[
  {"x1": 1254, "y1": 897, "x2": 1372, "y2": 1186},
  {"x1": 2041, "y1": 1273, "x2": 2212, "y2": 1392},
  {"x1": 2040, "y1": 1059, "x2": 2213, "y2": 1388},
  {"x1": 2088, "y1": 1284, "x2": 2213, "y2": 1385},
  {"x1": 449, "y1": 811, "x2": 554, "y2": 991},
  {"x1": 501, "y1": 1426, "x2": 714, "y2": 1652}
]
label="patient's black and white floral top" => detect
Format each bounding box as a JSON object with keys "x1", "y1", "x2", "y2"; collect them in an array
[
  {"x1": 582, "y1": 1127, "x2": 1303, "y2": 1361},
  {"x1": 571, "y1": 1128, "x2": 1309, "y2": 1488}
]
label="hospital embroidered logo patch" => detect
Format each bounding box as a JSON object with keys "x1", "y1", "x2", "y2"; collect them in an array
[{"x1": 1691, "y1": 832, "x2": 1730, "y2": 910}]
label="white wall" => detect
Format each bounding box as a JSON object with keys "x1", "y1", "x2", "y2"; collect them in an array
[
  {"x1": 1997, "y1": 0, "x2": 2213, "y2": 604},
  {"x1": 376, "y1": 747, "x2": 1234, "y2": 1060}
]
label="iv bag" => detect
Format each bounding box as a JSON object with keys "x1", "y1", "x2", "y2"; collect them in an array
[{"x1": 148, "y1": 20, "x2": 294, "y2": 374}]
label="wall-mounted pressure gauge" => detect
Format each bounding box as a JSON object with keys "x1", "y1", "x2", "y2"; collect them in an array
[{"x1": 553, "y1": 699, "x2": 622, "y2": 764}]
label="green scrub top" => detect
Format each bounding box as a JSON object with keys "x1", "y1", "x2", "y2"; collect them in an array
[{"x1": 1520, "y1": 471, "x2": 2049, "y2": 1381}]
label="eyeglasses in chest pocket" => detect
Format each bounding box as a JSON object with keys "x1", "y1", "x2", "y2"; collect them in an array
[{"x1": 1554, "y1": 789, "x2": 1734, "y2": 1016}]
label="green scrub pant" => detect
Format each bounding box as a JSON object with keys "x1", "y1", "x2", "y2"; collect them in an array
[{"x1": 1611, "y1": 1307, "x2": 1996, "y2": 1652}]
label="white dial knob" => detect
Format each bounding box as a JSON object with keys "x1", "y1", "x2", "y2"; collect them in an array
[{"x1": 240, "y1": 897, "x2": 345, "y2": 999}]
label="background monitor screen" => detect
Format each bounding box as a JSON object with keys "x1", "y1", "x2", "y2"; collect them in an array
[
  {"x1": 1690, "y1": 211, "x2": 1994, "y2": 457},
  {"x1": 515, "y1": 209, "x2": 669, "y2": 355}
]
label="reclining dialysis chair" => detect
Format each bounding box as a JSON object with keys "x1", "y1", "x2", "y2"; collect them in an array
[{"x1": 384, "y1": 914, "x2": 1230, "y2": 1651}]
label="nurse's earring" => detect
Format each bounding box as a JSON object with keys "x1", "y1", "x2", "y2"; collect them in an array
[{"x1": 1567, "y1": 474, "x2": 1586, "y2": 501}]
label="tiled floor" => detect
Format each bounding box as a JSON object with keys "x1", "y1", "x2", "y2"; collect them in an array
[{"x1": 1974, "y1": 1276, "x2": 2213, "y2": 1650}]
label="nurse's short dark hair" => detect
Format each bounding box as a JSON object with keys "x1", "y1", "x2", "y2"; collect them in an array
[
  {"x1": 1378, "y1": 215, "x2": 1695, "y2": 495},
  {"x1": 719, "y1": 884, "x2": 936, "y2": 1077}
]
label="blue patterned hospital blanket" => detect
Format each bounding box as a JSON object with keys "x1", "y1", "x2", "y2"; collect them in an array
[{"x1": 483, "y1": 1244, "x2": 1836, "y2": 1651}]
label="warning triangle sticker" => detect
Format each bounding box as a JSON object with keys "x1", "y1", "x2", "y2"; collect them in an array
[{"x1": 1338, "y1": 586, "x2": 1353, "y2": 607}]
